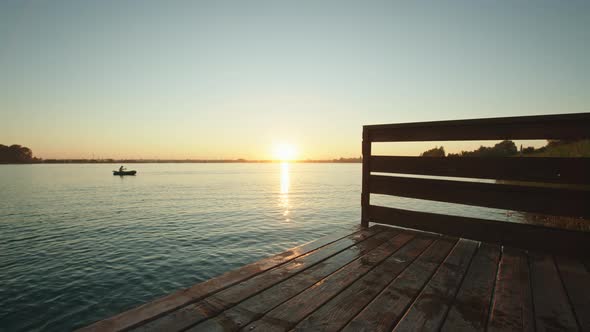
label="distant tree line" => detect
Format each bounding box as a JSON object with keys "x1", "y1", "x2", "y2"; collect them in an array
[
  {"x1": 0, "y1": 144, "x2": 38, "y2": 163},
  {"x1": 420, "y1": 146, "x2": 445, "y2": 157},
  {"x1": 420, "y1": 140, "x2": 521, "y2": 157},
  {"x1": 420, "y1": 139, "x2": 590, "y2": 157},
  {"x1": 332, "y1": 157, "x2": 362, "y2": 163},
  {"x1": 447, "y1": 140, "x2": 518, "y2": 157}
]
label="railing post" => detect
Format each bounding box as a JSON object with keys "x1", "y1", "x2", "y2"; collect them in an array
[{"x1": 361, "y1": 127, "x2": 371, "y2": 227}]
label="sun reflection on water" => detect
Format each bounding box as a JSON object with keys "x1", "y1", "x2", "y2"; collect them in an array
[{"x1": 279, "y1": 162, "x2": 290, "y2": 220}]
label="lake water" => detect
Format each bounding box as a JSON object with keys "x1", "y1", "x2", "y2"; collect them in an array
[{"x1": 0, "y1": 163, "x2": 528, "y2": 331}]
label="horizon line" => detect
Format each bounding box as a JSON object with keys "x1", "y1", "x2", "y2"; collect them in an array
[{"x1": 5, "y1": 157, "x2": 362, "y2": 164}]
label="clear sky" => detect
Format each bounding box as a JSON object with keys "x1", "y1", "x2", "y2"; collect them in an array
[{"x1": 1, "y1": 0, "x2": 588, "y2": 159}]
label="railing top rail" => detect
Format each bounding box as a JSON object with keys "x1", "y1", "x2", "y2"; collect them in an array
[{"x1": 363, "y1": 112, "x2": 590, "y2": 142}]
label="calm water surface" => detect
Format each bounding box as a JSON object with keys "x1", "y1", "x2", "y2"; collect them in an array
[
  {"x1": 0, "y1": 163, "x2": 525, "y2": 331},
  {"x1": 1, "y1": 163, "x2": 362, "y2": 331}
]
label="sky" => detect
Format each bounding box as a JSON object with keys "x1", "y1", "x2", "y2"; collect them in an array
[{"x1": 1, "y1": 0, "x2": 589, "y2": 160}]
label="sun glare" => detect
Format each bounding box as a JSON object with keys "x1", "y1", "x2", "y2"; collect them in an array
[{"x1": 273, "y1": 143, "x2": 298, "y2": 161}]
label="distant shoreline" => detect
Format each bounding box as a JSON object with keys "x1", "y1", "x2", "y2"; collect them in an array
[{"x1": 1, "y1": 158, "x2": 362, "y2": 164}]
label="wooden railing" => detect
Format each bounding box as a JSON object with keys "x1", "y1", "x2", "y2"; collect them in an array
[{"x1": 361, "y1": 113, "x2": 590, "y2": 256}]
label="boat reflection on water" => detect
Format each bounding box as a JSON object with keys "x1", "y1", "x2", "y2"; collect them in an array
[{"x1": 279, "y1": 162, "x2": 290, "y2": 220}]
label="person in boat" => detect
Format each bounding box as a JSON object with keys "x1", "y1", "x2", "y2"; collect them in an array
[{"x1": 119, "y1": 165, "x2": 125, "y2": 172}]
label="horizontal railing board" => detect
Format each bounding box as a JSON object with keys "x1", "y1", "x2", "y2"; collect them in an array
[
  {"x1": 364, "y1": 112, "x2": 590, "y2": 131},
  {"x1": 367, "y1": 123, "x2": 589, "y2": 142},
  {"x1": 364, "y1": 112, "x2": 590, "y2": 142},
  {"x1": 368, "y1": 205, "x2": 590, "y2": 257},
  {"x1": 370, "y1": 156, "x2": 590, "y2": 185},
  {"x1": 369, "y1": 175, "x2": 590, "y2": 219}
]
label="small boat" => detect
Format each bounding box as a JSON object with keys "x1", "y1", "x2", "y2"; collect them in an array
[{"x1": 113, "y1": 170, "x2": 137, "y2": 176}]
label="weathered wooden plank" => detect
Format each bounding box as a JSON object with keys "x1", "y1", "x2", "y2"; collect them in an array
[
  {"x1": 555, "y1": 256, "x2": 590, "y2": 331},
  {"x1": 243, "y1": 231, "x2": 419, "y2": 332},
  {"x1": 293, "y1": 237, "x2": 456, "y2": 332},
  {"x1": 529, "y1": 254, "x2": 580, "y2": 331},
  {"x1": 370, "y1": 175, "x2": 590, "y2": 218},
  {"x1": 185, "y1": 230, "x2": 400, "y2": 332},
  {"x1": 368, "y1": 205, "x2": 590, "y2": 257},
  {"x1": 370, "y1": 155, "x2": 590, "y2": 185},
  {"x1": 487, "y1": 247, "x2": 534, "y2": 332},
  {"x1": 340, "y1": 239, "x2": 457, "y2": 332},
  {"x1": 78, "y1": 226, "x2": 372, "y2": 332},
  {"x1": 365, "y1": 112, "x2": 590, "y2": 142},
  {"x1": 441, "y1": 243, "x2": 501, "y2": 332},
  {"x1": 389, "y1": 239, "x2": 479, "y2": 332},
  {"x1": 131, "y1": 226, "x2": 386, "y2": 332}
]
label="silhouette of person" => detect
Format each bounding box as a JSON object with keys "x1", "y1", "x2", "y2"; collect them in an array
[{"x1": 119, "y1": 165, "x2": 125, "y2": 172}]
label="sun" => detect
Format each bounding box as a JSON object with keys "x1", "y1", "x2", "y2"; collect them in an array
[{"x1": 272, "y1": 143, "x2": 298, "y2": 161}]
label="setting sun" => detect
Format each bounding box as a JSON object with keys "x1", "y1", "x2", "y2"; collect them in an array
[{"x1": 272, "y1": 143, "x2": 298, "y2": 161}]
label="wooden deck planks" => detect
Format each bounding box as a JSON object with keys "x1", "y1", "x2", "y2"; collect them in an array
[
  {"x1": 243, "y1": 232, "x2": 423, "y2": 332},
  {"x1": 78, "y1": 226, "x2": 371, "y2": 332},
  {"x1": 285, "y1": 235, "x2": 438, "y2": 331},
  {"x1": 185, "y1": 229, "x2": 401, "y2": 332},
  {"x1": 440, "y1": 243, "x2": 501, "y2": 332},
  {"x1": 487, "y1": 247, "x2": 534, "y2": 332},
  {"x1": 390, "y1": 239, "x2": 479, "y2": 332},
  {"x1": 291, "y1": 237, "x2": 455, "y2": 332},
  {"x1": 555, "y1": 256, "x2": 590, "y2": 331},
  {"x1": 339, "y1": 238, "x2": 457, "y2": 332},
  {"x1": 529, "y1": 254, "x2": 579, "y2": 331},
  {"x1": 81, "y1": 224, "x2": 590, "y2": 332},
  {"x1": 131, "y1": 226, "x2": 386, "y2": 332}
]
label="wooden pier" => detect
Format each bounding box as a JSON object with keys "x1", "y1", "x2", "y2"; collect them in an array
[{"x1": 81, "y1": 113, "x2": 590, "y2": 332}]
